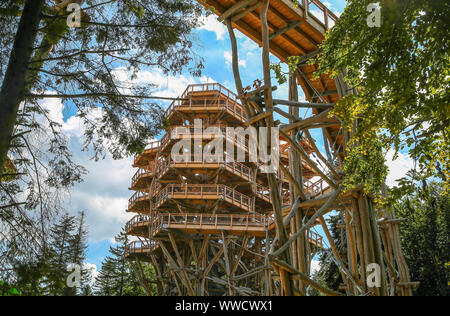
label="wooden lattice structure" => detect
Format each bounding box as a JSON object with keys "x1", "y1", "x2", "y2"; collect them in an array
[{"x1": 125, "y1": 0, "x2": 415, "y2": 296}]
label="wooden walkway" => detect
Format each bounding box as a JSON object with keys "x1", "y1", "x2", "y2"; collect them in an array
[
  {"x1": 125, "y1": 213, "x2": 324, "y2": 248},
  {"x1": 130, "y1": 167, "x2": 155, "y2": 191},
  {"x1": 157, "y1": 155, "x2": 254, "y2": 183},
  {"x1": 124, "y1": 240, "x2": 159, "y2": 261},
  {"x1": 154, "y1": 184, "x2": 254, "y2": 212},
  {"x1": 124, "y1": 213, "x2": 324, "y2": 262}
]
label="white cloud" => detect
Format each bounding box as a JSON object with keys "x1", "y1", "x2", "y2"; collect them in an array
[
  {"x1": 224, "y1": 51, "x2": 246, "y2": 67},
  {"x1": 385, "y1": 150, "x2": 415, "y2": 187},
  {"x1": 84, "y1": 262, "x2": 99, "y2": 284},
  {"x1": 197, "y1": 14, "x2": 227, "y2": 40},
  {"x1": 111, "y1": 67, "x2": 215, "y2": 106},
  {"x1": 310, "y1": 9, "x2": 325, "y2": 23},
  {"x1": 38, "y1": 101, "x2": 136, "y2": 242},
  {"x1": 311, "y1": 260, "x2": 321, "y2": 275},
  {"x1": 323, "y1": 1, "x2": 332, "y2": 8}
]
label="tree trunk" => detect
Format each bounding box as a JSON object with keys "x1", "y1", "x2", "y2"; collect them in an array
[{"x1": 0, "y1": 0, "x2": 45, "y2": 178}]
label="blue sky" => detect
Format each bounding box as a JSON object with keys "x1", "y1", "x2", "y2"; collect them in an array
[{"x1": 37, "y1": 0, "x2": 414, "y2": 275}]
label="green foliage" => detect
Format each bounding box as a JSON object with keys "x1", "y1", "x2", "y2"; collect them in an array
[
  {"x1": 342, "y1": 140, "x2": 389, "y2": 202},
  {"x1": 0, "y1": 281, "x2": 21, "y2": 296},
  {"x1": 315, "y1": 0, "x2": 450, "y2": 194},
  {"x1": 0, "y1": 0, "x2": 205, "y2": 161},
  {"x1": 270, "y1": 1, "x2": 449, "y2": 198},
  {"x1": 394, "y1": 182, "x2": 450, "y2": 296},
  {"x1": 270, "y1": 64, "x2": 287, "y2": 85}
]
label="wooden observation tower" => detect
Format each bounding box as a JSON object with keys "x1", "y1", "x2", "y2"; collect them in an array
[
  {"x1": 125, "y1": 0, "x2": 414, "y2": 296},
  {"x1": 125, "y1": 83, "x2": 324, "y2": 296}
]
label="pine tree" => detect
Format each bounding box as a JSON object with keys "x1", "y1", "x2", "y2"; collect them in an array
[
  {"x1": 395, "y1": 182, "x2": 450, "y2": 296},
  {"x1": 94, "y1": 230, "x2": 153, "y2": 296},
  {"x1": 311, "y1": 215, "x2": 345, "y2": 296},
  {"x1": 69, "y1": 211, "x2": 92, "y2": 295},
  {"x1": 47, "y1": 213, "x2": 77, "y2": 296}
]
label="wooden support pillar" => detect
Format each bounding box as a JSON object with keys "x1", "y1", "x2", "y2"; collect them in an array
[
  {"x1": 287, "y1": 73, "x2": 309, "y2": 292},
  {"x1": 260, "y1": 0, "x2": 293, "y2": 296},
  {"x1": 346, "y1": 209, "x2": 360, "y2": 293}
]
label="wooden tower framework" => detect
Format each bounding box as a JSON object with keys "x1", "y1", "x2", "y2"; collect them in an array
[{"x1": 125, "y1": 0, "x2": 415, "y2": 296}]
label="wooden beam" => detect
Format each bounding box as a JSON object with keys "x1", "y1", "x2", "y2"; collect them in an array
[
  {"x1": 273, "y1": 99, "x2": 335, "y2": 109},
  {"x1": 303, "y1": 129, "x2": 340, "y2": 179},
  {"x1": 231, "y1": 1, "x2": 262, "y2": 23},
  {"x1": 268, "y1": 3, "x2": 319, "y2": 47},
  {"x1": 274, "y1": 107, "x2": 299, "y2": 122},
  {"x1": 319, "y1": 215, "x2": 362, "y2": 294},
  {"x1": 218, "y1": 0, "x2": 257, "y2": 22},
  {"x1": 272, "y1": 185, "x2": 343, "y2": 258},
  {"x1": 270, "y1": 258, "x2": 344, "y2": 296},
  {"x1": 245, "y1": 110, "x2": 273, "y2": 126},
  {"x1": 278, "y1": 163, "x2": 305, "y2": 200},
  {"x1": 239, "y1": 85, "x2": 277, "y2": 99},
  {"x1": 303, "y1": 122, "x2": 340, "y2": 129},
  {"x1": 282, "y1": 197, "x2": 302, "y2": 228},
  {"x1": 269, "y1": 21, "x2": 302, "y2": 40},
  {"x1": 281, "y1": 109, "x2": 332, "y2": 133},
  {"x1": 244, "y1": 3, "x2": 309, "y2": 55},
  {"x1": 157, "y1": 241, "x2": 185, "y2": 294},
  {"x1": 231, "y1": 236, "x2": 249, "y2": 276},
  {"x1": 280, "y1": 129, "x2": 337, "y2": 189}
]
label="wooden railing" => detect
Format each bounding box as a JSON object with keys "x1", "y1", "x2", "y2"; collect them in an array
[
  {"x1": 125, "y1": 213, "x2": 324, "y2": 248},
  {"x1": 128, "y1": 191, "x2": 149, "y2": 209},
  {"x1": 157, "y1": 154, "x2": 253, "y2": 181},
  {"x1": 131, "y1": 168, "x2": 154, "y2": 188},
  {"x1": 309, "y1": 230, "x2": 324, "y2": 248},
  {"x1": 224, "y1": 158, "x2": 253, "y2": 180},
  {"x1": 125, "y1": 240, "x2": 158, "y2": 256},
  {"x1": 126, "y1": 215, "x2": 150, "y2": 233},
  {"x1": 300, "y1": 0, "x2": 338, "y2": 30},
  {"x1": 133, "y1": 140, "x2": 161, "y2": 166},
  {"x1": 256, "y1": 185, "x2": 291, "y2": 205},
  {"x1": 256, "y1": 184, "x2": 272, "y2": 203},
  {"x1": 152, "y1": 213, "x2": 322, "y2": 247},
  {"x1": 151, "y1": 213, "x2": 270, "y2": 236},
  {"x1": 304, "y1": 177, "x2": 330, "y2": 197},
  {"x1": 164, "y1": 83, "x2": 247, "y2": 122},
  {"x1": 160, "y1": 125, "x2": 249, "y2": 153},
  {"x1": 155, "y1": 184, "x2": 253, "y2": 211},
  {"x1": 181, "y1": 83, "x2": 239, "y2": 100},
  {"x1": 147, "y1": 140, "x2": 161, "y2": 150}
]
